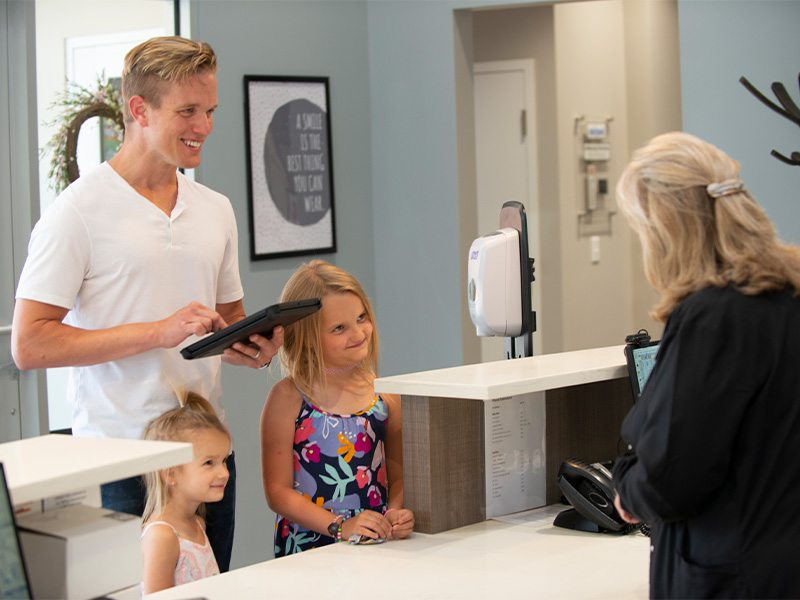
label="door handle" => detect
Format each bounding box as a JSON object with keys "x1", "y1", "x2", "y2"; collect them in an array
[{"x1": 0, "y1": 325, "x2": 11, "y2": 335}]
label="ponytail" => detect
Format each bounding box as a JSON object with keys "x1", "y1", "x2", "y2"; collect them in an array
[{"x1": 141, "y1": 391, "x2": 230, "y2": 525}]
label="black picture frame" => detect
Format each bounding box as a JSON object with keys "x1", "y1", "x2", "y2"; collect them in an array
[{"x1": 244, "y1": 75, "x2": 337, "y2": 260}]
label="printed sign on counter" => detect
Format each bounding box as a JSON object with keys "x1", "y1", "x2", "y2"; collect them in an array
[{"x1": 484, "y1": 392, "x2": 546, "y2": 518}]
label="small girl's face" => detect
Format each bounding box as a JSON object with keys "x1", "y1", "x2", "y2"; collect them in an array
[
  {"x1": 319, "y1": 292, "x2": 372, "y2": 370},
  {"x1": 171, "y1": 428, "x2": 231, "y2": 505}
]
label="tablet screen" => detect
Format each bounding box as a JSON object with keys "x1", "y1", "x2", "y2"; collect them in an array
[
  {"x1": 180, "y1": 298, "x2": 321, "y2": 360},
  {"x1": 624, "y1": 341, "x2": 660, "y2": 400}
]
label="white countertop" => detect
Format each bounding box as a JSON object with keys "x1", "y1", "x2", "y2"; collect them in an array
[
  {"x1": 143, "y1": 505, "x2": 650, "y2": 600},
  {"x1": 374, "y1": 345, "x2": 627, "y2": 400},
  {"x1": 0, "y1": 434, "x2": 192, "y2": 505}
]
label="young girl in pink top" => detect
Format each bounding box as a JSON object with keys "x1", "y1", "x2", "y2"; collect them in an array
[{"x1": 140, "y1": 392, "x2": 231, "y2": 594}]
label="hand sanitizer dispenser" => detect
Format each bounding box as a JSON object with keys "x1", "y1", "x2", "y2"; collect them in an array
[{"x1": 467, "y1": 227, "x2": 522, "y2": 337}]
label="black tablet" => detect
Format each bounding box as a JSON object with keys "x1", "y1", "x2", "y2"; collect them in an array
[
  {"x1": 180, "y1": 298, "x2": 321, "y2": 360},
  {"x1": 624, "y1": 340, "x2": 660, "y2": 401}
]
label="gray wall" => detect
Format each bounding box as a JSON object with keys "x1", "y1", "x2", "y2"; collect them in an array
[
  {"x1": 176, "y1": 0, "x2": 800, "y2": 569},
  {"x1": 678, "y1": 0, "x2": 800, "y2": 242},
  {"x1": 367, "y1": 1, "x2": 470, "y2": 375},
  {"x1": 192, "y1": 0, "x2": 373, "y2": 567},
  {"x1": 185, "y1": 0, "x2": 800, "y2": 569},
  {"x1": 6, "y1": 0, "x2": 797, "y2": 572}
]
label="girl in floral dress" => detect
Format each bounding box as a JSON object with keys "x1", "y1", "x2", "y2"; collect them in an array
[{"x1": 260, "y1": 260, "x2": 414, "y2": 557}]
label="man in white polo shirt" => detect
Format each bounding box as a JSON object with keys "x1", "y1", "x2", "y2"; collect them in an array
[{"x1": 11, "y1": 36, "x2": 277, "y2": 572}]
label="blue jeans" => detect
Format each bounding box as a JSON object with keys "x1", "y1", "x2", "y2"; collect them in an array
[{"x1": 101, "y1": 451, "x2": 237, "y2": 572}]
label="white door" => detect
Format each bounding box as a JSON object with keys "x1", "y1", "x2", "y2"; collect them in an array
[{"x1": 473, "y1": 59, "x2": 542, "y2": 361}]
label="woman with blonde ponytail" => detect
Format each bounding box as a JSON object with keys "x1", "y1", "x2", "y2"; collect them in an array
[
  {"x1": 140, "y1": 392, "x2": 231, "y2": 594},
  {"x1": 612, "y1": 132, "x2": 800, "y2": 599}
]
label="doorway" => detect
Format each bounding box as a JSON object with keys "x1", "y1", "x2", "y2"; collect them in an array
[
  {"x1": 473, "y1": 59, "x2": 542, "y2": 361},
  {"x1": 32, "y1": 0, "x2": 176, "y2": 433}
]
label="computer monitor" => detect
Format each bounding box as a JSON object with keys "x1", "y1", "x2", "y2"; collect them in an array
[
  {"x1": 624, "y1": 340, "x2": 660, "y2": 400},
  {"x1": 0, "y1": 462, "x2": 32, "y2": 600}
]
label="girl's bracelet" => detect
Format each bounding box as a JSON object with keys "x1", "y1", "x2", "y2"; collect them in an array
[
  {"x1": 327, "y1": 514, "x2": 345, "y2": 541},
  {"x1": 336, "y1": 518, "x2": 345, "y2": 542}
]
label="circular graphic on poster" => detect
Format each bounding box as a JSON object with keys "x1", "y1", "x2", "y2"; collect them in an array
[{"x1": 264, "y1": 98, "x2": 330, "y2": 226}]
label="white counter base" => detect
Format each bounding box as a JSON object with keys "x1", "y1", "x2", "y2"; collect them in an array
[
  {"x1": 0, "y1": 434, "x2": 192, "y2": 505},
  {"x1": 374, "y1": 345, "x2": 627, "y2": 399},
  {"x1": 144, "y1": 505, "x2": 650, "y2": 599}
]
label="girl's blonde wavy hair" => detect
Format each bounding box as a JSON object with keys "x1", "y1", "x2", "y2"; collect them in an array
[
  {"x1": 141, "y1": 391, "x2": 230, "y2": 525},
  {"x1": 616, "y1": 131, "x2": 800, "y2": 321},
  {"x1": 278, "y1": 260, "x2": 380, "y2": 399}
]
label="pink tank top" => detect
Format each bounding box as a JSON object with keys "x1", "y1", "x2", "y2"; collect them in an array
[{"x1": 141, "y1": 519, "x2": 220, "y2": 587}]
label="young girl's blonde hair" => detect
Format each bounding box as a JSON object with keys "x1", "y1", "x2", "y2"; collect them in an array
[
  {"x1": 141, "y1": 392, "x2": 230, "y2": 524},
  {"x1": 278, "y1": 260, "x2": 380, "y2": 399},
  {"x1": 616, "y1": 131, "x2": 800, "y2": 321}
]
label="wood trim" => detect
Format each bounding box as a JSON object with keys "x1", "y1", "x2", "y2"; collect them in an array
[
  {"x1": 402, "y1": 395, "x2": 485, "y2": 533},
  {"x1": 545, "y1": 377, "x2": 632, "y2": 504}
]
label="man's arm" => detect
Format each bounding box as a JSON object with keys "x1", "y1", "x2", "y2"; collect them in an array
[{"x1": 11, "y1": 298, "x2": 227, "y2": 370}]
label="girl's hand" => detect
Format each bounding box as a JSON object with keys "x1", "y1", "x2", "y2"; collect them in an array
[
  {"x1": 385, "y1": 508, "x2": 414, "y2": 539},
  {"x1": 341, "y1": 510, "x2": 391, "y2": 542}
]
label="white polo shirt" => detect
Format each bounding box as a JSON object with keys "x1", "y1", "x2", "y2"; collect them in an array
[{"x1": 16, "y1": 163, "x2": 244, "y2": 439}]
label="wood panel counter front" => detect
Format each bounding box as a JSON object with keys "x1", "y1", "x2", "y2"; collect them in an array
[{"x1": 373, "y1": 345, "x2": 633, "y2": 533}]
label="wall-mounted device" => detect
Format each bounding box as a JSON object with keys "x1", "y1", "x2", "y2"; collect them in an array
[
  {"x1": 574, "y1": 115, "x2": 615, "y2": 238},
  {"x1": 468, "y1": 228, "x2": 521, "y2": 337},
  {"x1": 467, "y1": 201, "x2": 536, "y2": 359}
]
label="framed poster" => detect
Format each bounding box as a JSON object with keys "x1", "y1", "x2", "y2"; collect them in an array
[{"x1": 244, "y1": 75, "x2": 337, "y2": 260}]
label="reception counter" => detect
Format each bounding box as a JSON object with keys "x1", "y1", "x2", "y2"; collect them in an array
[
  {"x1": 135, "y1": 347, "x2": 644, "y2": 600},
  {"x1": 373, "y1": 345, "x2": 632, "y2": 533},
  {"x1": 144, "y1": 505, "x2": 650, "y2": 600}
]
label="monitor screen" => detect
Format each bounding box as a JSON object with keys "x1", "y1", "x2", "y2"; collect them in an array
[
  {"x1": 0, "y1": 463, "x2": 32, "y2": 600},
  {"x1": 625, "y1": 341, "x2": 659, "y2": 400}
]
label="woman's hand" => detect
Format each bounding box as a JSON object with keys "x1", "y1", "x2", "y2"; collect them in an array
[
  {"x1": 385, "y1": 508, "x2": 414, "y2": 539},
  {"x1": 341, "y1": 510, "x2": 392, "y2": 542},
  {"x1": 614, "y1": 493, "x2": 641, "y2": 524}
]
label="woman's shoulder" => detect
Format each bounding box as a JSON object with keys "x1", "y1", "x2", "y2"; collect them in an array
[
  {"x1": 680, "y1": 285, "x2": 795, "y2": 318},
  {"x1": 670, "y1": 286, "x2": 800, "y2": 351}
]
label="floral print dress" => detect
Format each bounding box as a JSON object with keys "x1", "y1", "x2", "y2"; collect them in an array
[{"x1": 274, "y1": 393, "x2": 389, "y2": 557}]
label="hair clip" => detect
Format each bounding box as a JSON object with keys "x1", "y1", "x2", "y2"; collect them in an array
[{"x1": 706, "y1": 179, "x2": 744, "y2": 199}]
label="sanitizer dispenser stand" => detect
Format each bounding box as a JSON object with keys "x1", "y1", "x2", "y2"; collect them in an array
[{"x1": 467, "y1": 201, "x2": 536, "y2": 359}]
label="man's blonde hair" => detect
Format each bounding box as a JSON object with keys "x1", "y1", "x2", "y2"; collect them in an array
[
  {"x1": 616, "y1": 131, "x2": 800, "y2": 321},
  {"x1": 278, "y1": 260, "x2": 380, "y2": 399},
  {"x1": 121, "y1": 36, "x2": 216, "y2": 122}
]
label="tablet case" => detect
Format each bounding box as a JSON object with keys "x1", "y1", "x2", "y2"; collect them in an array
[
  {"x1": 180, "y1": 298, "x2": 321, "y2": 360},
  {"x1": 624, "y1": 339, "x2": 660, "y2": 400}
]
